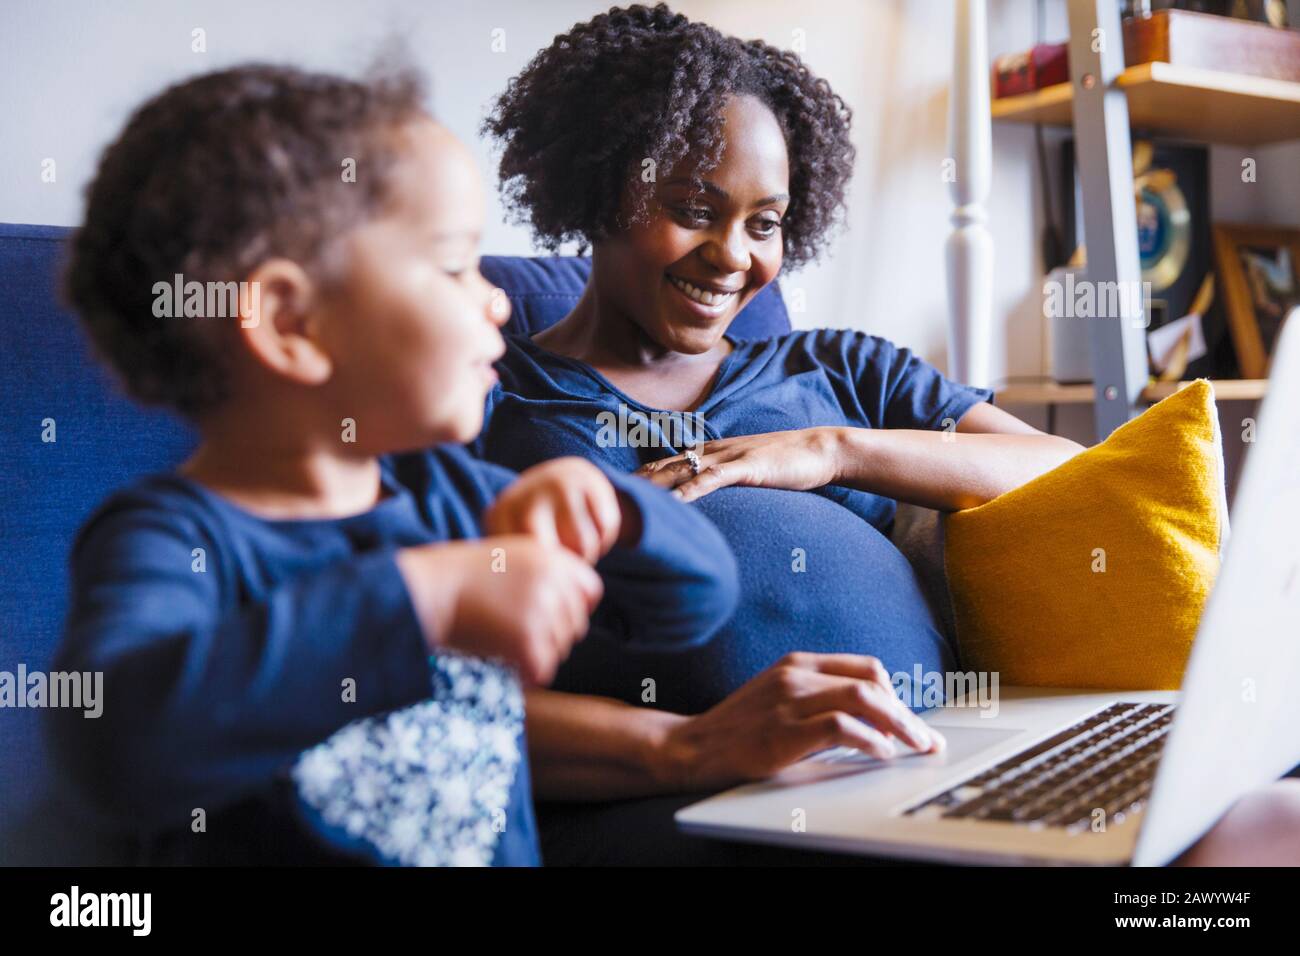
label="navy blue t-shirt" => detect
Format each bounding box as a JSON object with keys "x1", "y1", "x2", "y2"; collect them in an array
[
  {"x1": 47, "y1": 445, "x2": 738, "y2": 865},
  {"x1": 475, "y1": 329, "x2": 995, "y2": 715}
]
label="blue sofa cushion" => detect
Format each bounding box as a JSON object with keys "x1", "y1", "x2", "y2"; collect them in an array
[{"x1": 0, "y1": 223, "x2": 199, "y2": 846}]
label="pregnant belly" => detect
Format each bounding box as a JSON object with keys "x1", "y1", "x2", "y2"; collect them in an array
[{"x1": 554, "y1": 486, "x2": 955, "y2": 714}]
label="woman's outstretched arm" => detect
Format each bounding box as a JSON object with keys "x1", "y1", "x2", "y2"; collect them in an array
[
  {"x1": 826, "y1": 401, "x2": 1084, "y2": 511},
  {"x1": 525, "y1": 653, "x2": 940, "y2": 801},
  {"x1": 638, "y1": 402, "x2": 1084, "y2": 510}
]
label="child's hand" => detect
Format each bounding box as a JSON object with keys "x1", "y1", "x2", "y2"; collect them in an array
[
  {"x1": 396, "y1": 537, "x2": 603, "y2": 685},
  {"x1": 484, "y1": 457, "x2": 633, "y2": 563}
]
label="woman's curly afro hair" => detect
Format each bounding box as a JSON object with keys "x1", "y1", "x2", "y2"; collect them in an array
[{"x1": 483, "y1": 3, "x2": 854, "y2": 270}]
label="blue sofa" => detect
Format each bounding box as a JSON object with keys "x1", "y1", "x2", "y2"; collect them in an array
[{"x1": 0, "y1": 221, "x2": 791, "y2": 863}]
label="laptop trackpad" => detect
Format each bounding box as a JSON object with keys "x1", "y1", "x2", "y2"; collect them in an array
[{"x1": 790, "y1": 726, "x2": 1026, "y2": 782}]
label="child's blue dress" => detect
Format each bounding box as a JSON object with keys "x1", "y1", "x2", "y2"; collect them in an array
[
  {"x1": 48, "y1": 445, "x2": 738, "y2": 866},
  {"x1": 292, "y1": 655, "x2": 530, "y2": 867}
]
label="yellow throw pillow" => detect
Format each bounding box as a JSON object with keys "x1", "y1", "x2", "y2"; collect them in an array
[{"x1": 943, "y1": 380, "x2": 1227, "y2": 689}]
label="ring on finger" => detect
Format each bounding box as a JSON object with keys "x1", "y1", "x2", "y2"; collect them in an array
[{"x1": 684, "y1": 448, "x2": 703, "y2": 476}]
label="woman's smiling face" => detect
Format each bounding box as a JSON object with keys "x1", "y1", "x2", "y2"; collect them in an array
[{"x1": 592, "y1": 94, "x2": 790, "y2": 355}]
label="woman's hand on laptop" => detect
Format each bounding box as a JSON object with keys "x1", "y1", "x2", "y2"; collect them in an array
[
  {"x1": 485, "y1": 457, "x2": 635, "y2": 563},
  {"x1": 396, "y1": 537, "x2": 603, "y2": 686},
  {"x1": 657, "y1": 652, "x2": 945, "y2": 790}
]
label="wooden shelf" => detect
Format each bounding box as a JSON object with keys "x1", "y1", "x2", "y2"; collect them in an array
[
  {"x1": 995, "y1": 381, "x2": 1096, "y2": 405},
  {"x1": 1143, "y1": 378, "x2": 1268, "y2": 401},
  {"x1": 991, "y1": 61, "x2": 1300, "y2": 145},
  {"x1": 996, "y1": 378, "x2": 1268, "y2": 406}
]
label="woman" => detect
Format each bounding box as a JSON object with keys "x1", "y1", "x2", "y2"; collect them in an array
[
  {"x1": 473, "y1": 4, "x2": 1300, "y2": 865},
  {"x1": 474, "y1": 3, "x2": 1081, "y2": 862}
]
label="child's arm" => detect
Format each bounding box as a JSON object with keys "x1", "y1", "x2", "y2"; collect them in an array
[
  {"x1": 48, "y1": 502, "x2": 431, "y2": 831},
  {"x1": 48, "y1": 497, "x2": 596, "y2": 832},
  {"x1": 481, "y1": 456, "x2": 740, "y2": 649}
]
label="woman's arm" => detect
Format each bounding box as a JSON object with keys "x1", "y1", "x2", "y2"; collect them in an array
[
  {"x1": 827, "y1": 402, "x2": 1083, "y2": 511},
  {"x1": 525, "y1": 653, "x2": 941, "y2": 801},
  {"x1": 524, "y1": 688, "x2": 688, "y2": 800},
  {"x1": 638, "y1": 403, "x2": 1084, "y2": 510}
]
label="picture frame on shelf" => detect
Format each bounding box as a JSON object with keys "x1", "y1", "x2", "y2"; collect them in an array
[
  {"x1": 1060, "y1": 137, "x2": 1238, "y2": 378},
  {"x1": 1062, "y1": 138, "x2": 1211, "y2": 327},
  {"x1": 1212, "y1": 223, "x2": 1300, "y2": 378}
]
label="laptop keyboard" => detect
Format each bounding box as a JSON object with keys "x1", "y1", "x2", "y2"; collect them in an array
[{"x1": 904, "y1": 702, "x2": 1175, "y2": 830}]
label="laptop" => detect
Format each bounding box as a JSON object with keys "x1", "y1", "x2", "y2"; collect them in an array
[{"x1": 676, "y1": 309, "x2": 1300, "y2": 866}]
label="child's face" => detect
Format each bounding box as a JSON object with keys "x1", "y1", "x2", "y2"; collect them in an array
[
  {"x1": 316, "y1": 118, "x2": 508, "y2": 450},
  {"x1": 592, "y1": 94, "x2": 789, "y2": 355}
]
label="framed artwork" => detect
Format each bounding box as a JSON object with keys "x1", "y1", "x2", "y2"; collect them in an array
[
  {"x1": 1061, "y1": 137, "x2": 1239, "y2": 377},
  {"x1": 1213, "y1": 224, "x2": 1300, "y2": 378},
  {"x1": 1062, "y1": 139, "x2": 1211, "y2": 327}
]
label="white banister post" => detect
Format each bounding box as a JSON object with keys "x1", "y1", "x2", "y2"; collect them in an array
[{"x1": 945, "y1": 0, "x2": 994, "y2": 389}]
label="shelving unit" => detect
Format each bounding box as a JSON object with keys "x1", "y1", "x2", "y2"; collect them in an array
[
  {"x1": 996, "y1": 378, "x2": 1269, "y2": 406},
  {"x1": 988, "y1": 3, "x2": 1300, "y2": 433},
  {"x1": 992, "y1": 61, "x2": 1300, "y2": 145}
]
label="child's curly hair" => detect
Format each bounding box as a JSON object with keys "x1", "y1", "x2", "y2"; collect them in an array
[
  {"x1": 483, "y1": 3, "x2": 854, "y2": 270},
  {"x1": 65, "y1": 64, "x2": 427, "y2": 418}
]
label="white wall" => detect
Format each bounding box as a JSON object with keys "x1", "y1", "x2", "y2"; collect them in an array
[
  {"x1": 3, "y1": 0, "x2": 1297, "y2": 419},
  {"x1": 0, "y1": 0, "x2": 606, "y2": 253}
]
